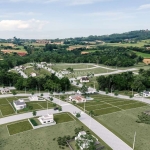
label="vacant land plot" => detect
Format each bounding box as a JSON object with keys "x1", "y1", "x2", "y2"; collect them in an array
[
  {"x1": 52, "y1": 63, "x2": 96, "y2": 71},
  {"x1": 0, "y1": 113, "x2": 111, "y2": 150},
  {"x1": 54, "y1": 113, "x2": 74, "y2": 124},
  {"x1": 7, "y1": 120, "x2": 33, "y2": 135},
  {"x1": 24, "y1": 67, "x2": 51, "y2": 77},
  {"x1": 77, "y1": 94, "x2": 147, "y2": 116},
  {"x1": 97, "y1": 106, "x2": 150, "y2": 150}
]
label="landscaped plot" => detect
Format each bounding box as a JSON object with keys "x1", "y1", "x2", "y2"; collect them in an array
[
  {"x1": 6, "y1": 97, "x2": 18, "y2": 103},
  {"x1": 78, "y1": 101, "x2": 104, "y2": 107},
  {"x1": 119, "y1": 103, "x2": 147, "y2": 110},
  {"x1": 94, "y1": 107, "x2": 121, "y2": 116},
  {"x1": 0, "y1": 98, "x2": 8, "y2": 105},
  {"x1": 0, "y1": 104, "x2": 15, "y2": 116},
  {"x1": 38, "y1": 102, "x2": 54, "y2": 108},
  {"x1": 54, "y1": 113, "x2": 74, "y2": 124},
  {"x1": 7, "y1": 120, "x2": 33, "y2": 135},
  {"x1": 108, "y1": 100, "x2": 137, "y2": 106},
  {"x1": 86, "y1": 103, "x2": 111, "y2": 111}
]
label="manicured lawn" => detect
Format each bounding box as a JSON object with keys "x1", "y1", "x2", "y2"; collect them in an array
[
  {"x1": 38, "y1": 102, "x2": 54, "y2": 108},
  {"x1": 97, "y1": 106, "x2": 150, "y2": 150},
  {"x1": 0, "y1": 104, "x2": 15, "y2": 116},
  {"x1": 86, "y1": 103, "x2": 111, "y2": 111},
  {"x1": 7, "y1": 120, "x2": 33, "y2": 135},
  {"x1": 54, "y1": 113, "x2": 75, "y2": 124},
  {"x1": 119, "y1": 103, "x2": 147, "y2": 110},
  {"x1": 0, "y1": 98, "x2": 8, "y2": 105},
  {"x1": 94, "y1": 107, "x2": 121, "y2": 116}
]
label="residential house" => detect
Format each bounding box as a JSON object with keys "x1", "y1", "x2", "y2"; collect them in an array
[
  {"x1": 38, "y1": 114, "x2": 54, "y2": 124},
  {"x1": 142, "y1": 91, "x2": 150, "y2": 97},
  {"x1": 1, "y1": 88, "x2": 11, "y2": 94},
  {"x1": 13, "y1": 99, "x2": 26, "y2": 110},
  {"x1": 31, "y1": 72, "x2": 37, "y2": 77},
  {"x1": 69, "y1": 95, "x2": 86, "y2": 103},
  {"x1": 80, "y1": 77, "x2": 89, "y2": 83}
]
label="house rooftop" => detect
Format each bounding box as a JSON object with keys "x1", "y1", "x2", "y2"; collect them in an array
[
  {"x1": 79, "y1": 131, "x2": 86, "y2": 135},
  {"x1": 71, "y1": 95, "x2": 84, "y2": 102},
  {"x1": 13, "y1": 99, "x2": 26, "y2": 105}
]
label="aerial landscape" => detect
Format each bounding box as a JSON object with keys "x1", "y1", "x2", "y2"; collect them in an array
[{"x1": 0, "y1": 0, "x2": 150, "y2": 150}]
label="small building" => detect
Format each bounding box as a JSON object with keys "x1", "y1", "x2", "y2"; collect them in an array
[
  {"x1": 29, "y1": 95, "x2": 39, "y2": 101},
  {"x1": 142, "y1": 91, "x2": 150, "y2": 97},
  {"x1": 80, "y1": 77, "x2": 89, "y2": 83},
  {"x1": 31, "y1": 72, "x2": 37, "y2": 77},
  {"x1": 13, "y1": 99, "x2": 26, "y2": 110},
  {"x1": 69, "y1": 95, "x2": 86, "y2": 103},
  {"x1": 38, "y1": 114, "x2": 54, "y2": 124},
  {"x1": 61, "y1": 70, "x2": 70, "y2": 75},
  {"x1": 1, "y1": 88, "x2": 11, "y2": 94}
]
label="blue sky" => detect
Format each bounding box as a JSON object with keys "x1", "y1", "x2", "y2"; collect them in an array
[{"x1": 0, "y1": 0, "x2": 150, "y2": 39}]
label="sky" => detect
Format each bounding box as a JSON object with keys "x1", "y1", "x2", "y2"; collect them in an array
[{"x1": 0, "y1": 0, "x2": 150, "y2": 39}]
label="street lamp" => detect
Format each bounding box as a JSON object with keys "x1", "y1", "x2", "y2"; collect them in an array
[{"x1": 133, "y1": 131, "x2": 136, "y2": 150}]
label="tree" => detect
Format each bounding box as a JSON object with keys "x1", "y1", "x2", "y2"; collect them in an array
[
  {"x1": 80, "y1": 85, "x2": 88, "y2": 94},
  {"x1": 89, "y1": 110, "x2": 94, "y2": 116},
  {"x1": 50, "y1": 97, "x2": 53, "y2": 101},
  {"x1": 76, "y1": 113, "x2": 81, "y2": 118},
  {"x1": 32, "y1": 110, "x2": 37, "y2": 116},
  {"x1": 12, "y1": 90, "x2": 17, "y2": 95}
]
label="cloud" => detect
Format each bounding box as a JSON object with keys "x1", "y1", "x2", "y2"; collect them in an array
[
  {"x1": 0, "y1": 19, "x2": 48, "y2": 31},
  {"x1": 2, "y1": 0, "x2": 111, "y2": 5},
  {"x1": 138, "y1": 4, "x2": 150, "y2": 10}
]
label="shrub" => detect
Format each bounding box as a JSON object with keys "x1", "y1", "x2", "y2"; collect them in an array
[{"x1": 30, "y1": 119, "x2": 38, "y2": 126}]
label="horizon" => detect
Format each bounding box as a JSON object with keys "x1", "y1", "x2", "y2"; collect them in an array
[{"x1": 0, "y1": 0, "x2": 150, "y2": 39}]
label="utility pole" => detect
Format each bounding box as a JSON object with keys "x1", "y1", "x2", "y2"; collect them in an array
[
  {"x1": 47, "y1": 100, "x2": 48, "y2": 114},
  {"x1": 133, "y1": 131, "x2": 136, "y2": 150},
  {"x1": 84, "y1": 101, "x2": 85, "y2": 112}
]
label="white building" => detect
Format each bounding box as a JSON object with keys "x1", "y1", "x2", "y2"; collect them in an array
[
  {"x1": 31, "y1": 72, "x2": 37, "y2": 77},
  {"x1": 38, "y1": 114, "x2": 54, "y2": 124},
  {"x1": 80, "y1": 77, "x2": 89, "y2": 83},
  {"x1": 142, "y1": 91, "x2": 150, "y2": 97},
  {"x1": 13, "y1": 99, "x2": 26, "y2": 110},
  {"x1": 69, "y1": 95, "x2": 86, "y2": 103},
  {"x1": 1, "y1": 88, "x2": 11, "y2": 94}
]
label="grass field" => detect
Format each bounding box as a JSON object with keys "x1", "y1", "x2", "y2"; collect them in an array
[
  {"x1": 0, "y1": 113, "x2": 111, "y2": 150},
  {"x1": 24, "y1": 67, "x2": 51, "y2": 77},
  {"x1": 7, "y1": 120, "x2": 33, "y2": 135},
  {"x1": 97, "y1": 106, "x2": 150, "y2": 150},
  {"x1": 133, "y1": 51, "x2": 150, "y2": 58},
  {"x1": 52, "y1": 63, "x2": 96, "y2": 71},
  {"x1": 77, "y1": 94, "x2": 147, "y2": 116}
]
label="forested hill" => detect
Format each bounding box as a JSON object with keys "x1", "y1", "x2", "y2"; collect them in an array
[{"x1": 64, "y1": 30, "x2": 150, "y2": 43}]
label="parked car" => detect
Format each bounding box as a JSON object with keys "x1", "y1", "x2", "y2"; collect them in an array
[{"x1": 54, "y1": 107, "x2": 59, "y2": 110}]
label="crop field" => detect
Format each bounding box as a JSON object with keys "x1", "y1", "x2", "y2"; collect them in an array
[
  {"x1": 0, "y1": 96, "x2": 55, "y2": 117},
  {"x1": 77, "y1": 94, "x2": 147, "y2": 116},
  {"x1": 0, "y1": 113, "x2": 111, "y2": 150},
  {"x1": 133, "y1": 51, "x2": 150, "y2": 58},
  {"x1": 24, "y1": 67, "x2": 51, "y2": 77}
]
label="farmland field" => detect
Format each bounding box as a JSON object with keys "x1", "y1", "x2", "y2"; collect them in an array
[{"x1": 133, "y1": 51, "x2": 150, "y2": 58}]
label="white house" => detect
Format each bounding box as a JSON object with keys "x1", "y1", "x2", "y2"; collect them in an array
[
  {"x1": 61, "y1": 70, "x2": 70, "y2": 75},
  {"x1": 142, "y1": 91, "x2": 150, "y2": 97},
  {"x1": 31, "y1": 72, "x2": 37, "y2": 77},
  {"x1": 80, "y1": 77, "x2": 89, "y2": 83},
  {"x1": 69, "y1": 95, "x2": 86, "y2": 103},
  {"x1": 29, "y1": 95, "x2": 39, "y2": 101},
  {"x1": 38, "y1": 114, "x2": 54, "y2": 124},
  {"x1": 1, "y1": 88, "x2": 11, "y2": 94},
  {"x1": 13, "y1": 99, "x2": 26, "y2": 110}
]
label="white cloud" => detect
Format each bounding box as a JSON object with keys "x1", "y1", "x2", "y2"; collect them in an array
[
  {"x1": 0, "y1": 19, "x2": 48, "y2": 31},
  {"x1": 2, "y1": 0, "x2": 111, "y2": 5},
  {"x1": 138, "y1": 4, "x2": 150, "y2": 10}
]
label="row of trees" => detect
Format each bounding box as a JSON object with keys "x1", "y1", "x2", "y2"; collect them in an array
[
  {"x1": 97, "y1": 69, "x2": 150, "y2": 92},
  {"x1": 0, "y1": 71, "x2": 71, "y2": 92}
]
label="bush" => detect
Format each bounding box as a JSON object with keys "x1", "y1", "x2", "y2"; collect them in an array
[
  {"x1": 129, "y1": 95, "x2": 133, "y2": 98},
  {"x1": 76, "y1": 113, "x2": 81, "y2": 118},
  {"x1": 30, "y1": 119, "x2": 38, "y2": 126}
]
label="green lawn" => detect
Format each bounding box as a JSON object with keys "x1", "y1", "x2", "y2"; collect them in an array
[
  {"x1": 24, "y1": 67, "x2": 51, "y2": 77},
  {"x1": 37, "y1": 102, "x2": 54, "y2": 108},
  {"x1": 54, "y1": 113, "x2": 74, "y2": 124},
  {"x1": 0, "y1": 104, "x2": 15, "y2": 116},
  {"x1": 0, "y1": 113, "x2": 111, "y2": 150},
  {"x1": 7, "y1": 120, "x2": 33, "y2": 135},
  {"x1": 97, "y1": 106, "x2": 150, "y2": 150},
  {"x1": 133, "y1": 51, "x2": 150, "y2": 58}
]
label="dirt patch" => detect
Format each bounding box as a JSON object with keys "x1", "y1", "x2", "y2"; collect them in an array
[{"x1": 143, "y1": 58, "x2": 150, "y2": 64}]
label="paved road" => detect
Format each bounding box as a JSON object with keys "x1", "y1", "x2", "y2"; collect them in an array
[{"x1": 0, "y1": 96, "x2": 132, "y2": 150}]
